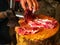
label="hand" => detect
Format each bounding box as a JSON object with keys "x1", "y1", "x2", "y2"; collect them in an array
[{"x1": 20, "y1": 0, "x2": 39, "y2": 12}]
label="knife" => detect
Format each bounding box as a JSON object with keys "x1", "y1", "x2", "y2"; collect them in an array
[{"x1": 16, "y1": 14, "x2": 24, "y2": 18}]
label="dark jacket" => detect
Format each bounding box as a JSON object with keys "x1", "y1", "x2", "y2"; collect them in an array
[{"x1": 0, "y1": 0, "x2": 11, "y2": 44}]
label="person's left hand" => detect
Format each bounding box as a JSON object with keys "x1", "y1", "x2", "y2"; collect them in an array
[{"x1": 20, "y1": 0, "x2": 39, "y2": 12}]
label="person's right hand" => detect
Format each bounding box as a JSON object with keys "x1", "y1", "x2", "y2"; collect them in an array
[{"x1": 20, "y1": 0, "x2": 39, "y2": 12}]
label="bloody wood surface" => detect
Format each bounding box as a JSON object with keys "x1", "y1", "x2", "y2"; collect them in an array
[{"x1": 15, "y1": 14, "x2": 59, "y2": 45}]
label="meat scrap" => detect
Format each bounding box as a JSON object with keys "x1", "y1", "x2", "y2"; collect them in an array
[
  {"x1": 28, "y1": 19, "x2": 57, "y2": 29},
  {"x1": 18, "y1": 19, "x2": 57, "y2": 35},
  {"x1": 18, "y1": 27, "x2": 39, "y2": 35},
  {"x1": 18, "y1": 9, "x2": 57, "y2": 35}
]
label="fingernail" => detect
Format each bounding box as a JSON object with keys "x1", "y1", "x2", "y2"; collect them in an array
[
  {"x1": 29, "y1": 7, "x2": 32, "y2": 11},
  {"x1": 32, "y1": 9, "x2": 35, "y2": 13}
]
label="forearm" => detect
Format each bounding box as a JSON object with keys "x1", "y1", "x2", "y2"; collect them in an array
[{"x1": 0, "y1": 12, "x2": 7, "y2": 19}]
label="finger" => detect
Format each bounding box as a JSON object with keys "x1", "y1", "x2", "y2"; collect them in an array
[
  {"x1": 27, "y1": 0, "x2": 33, "y2": 11},
  {"x1": 20, "y1": 0, "x2": 26, "y2": 10},
  {"x1": 32, "y1": 0, "x2": 39, "y2": 12},
  {"x1": 35, "y1": 0, "x2": 39, "y2": 10}
]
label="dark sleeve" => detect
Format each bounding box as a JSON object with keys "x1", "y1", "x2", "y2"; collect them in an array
[{"x1": 0, "y1": 0, "x2": 9, "y2": 11}]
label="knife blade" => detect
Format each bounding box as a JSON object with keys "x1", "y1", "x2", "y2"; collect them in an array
[{"x1": 16, "y1": 14, "x2": 24, "y2": 18}]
